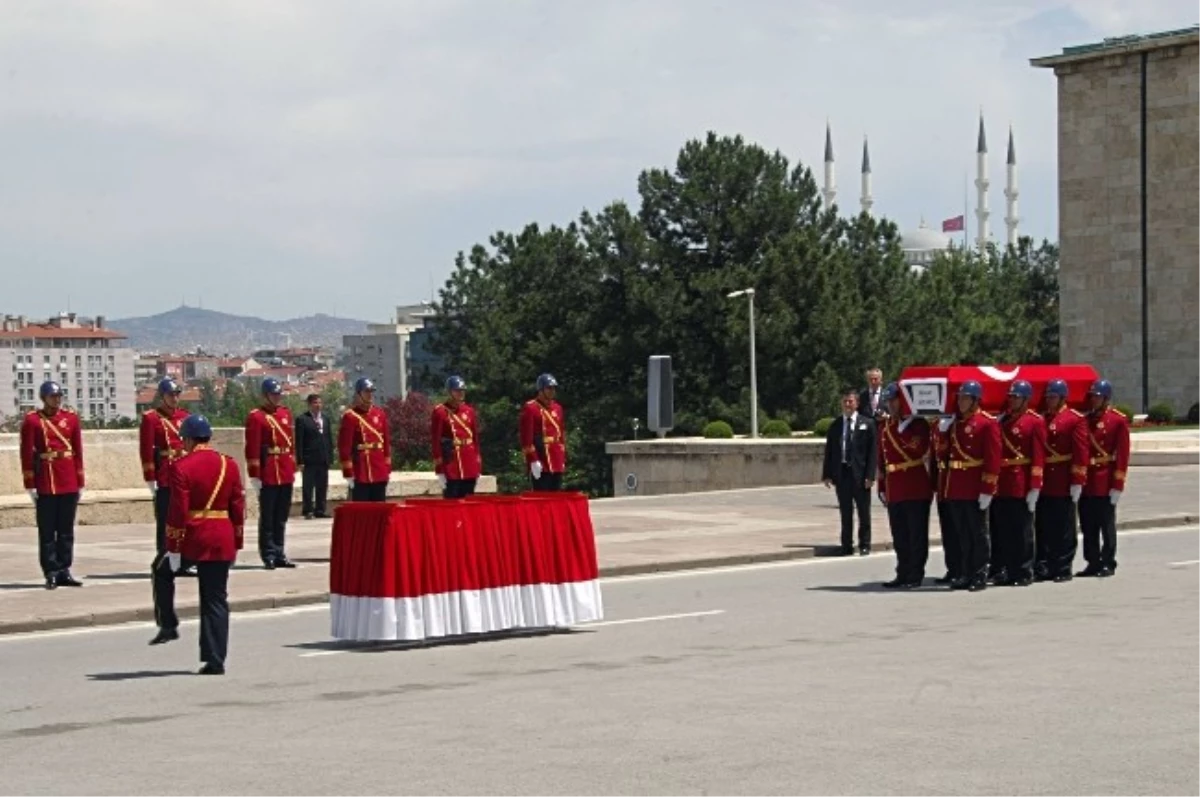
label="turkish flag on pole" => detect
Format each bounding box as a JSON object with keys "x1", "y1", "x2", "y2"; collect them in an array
[{"x1": 942, "y1": 215, "x2": 965, "y2": 232}]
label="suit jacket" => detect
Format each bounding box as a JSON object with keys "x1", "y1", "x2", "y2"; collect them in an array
[
  {"x1": 295, "y1": 411, "x2": 333, "y2": 468},
  {"x1": 858, "y1": 386, "x2": 887, "y2": 420},
  {"x1": 822, "y1": 413, "x2": 878, "y2": 485}
]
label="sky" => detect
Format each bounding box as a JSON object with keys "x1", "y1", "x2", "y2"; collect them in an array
[{"x1": 1, "y1": 0, "x2": 1195, "y2": 322}]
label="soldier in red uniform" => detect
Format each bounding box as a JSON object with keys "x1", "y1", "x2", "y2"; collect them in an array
[
  {"x1": 876, "y1": 383, "x2": 934, "y2": 589},
  {"x1": 929, "y1": 416, "x2": 960, "y2": 585},
  {"x1": 244, "y1": 378, "x2": 297, "y2": 569},
  {"x1": 990, "y1": 380, "x2": 1047, "y2": 587},
  {"x1": 936, "y1": 380, "x2": 1002, "y2": 591},
  {"x1": 20, "y1": 381, "x2": 85, "y2": 590},
  {"x1": 519, "y1": 373, "x2": 567, "y2": 491},
  {"x1": 141, "y1": 378, "x2": 192, "y2": 638},
  {"x1": 1077, "y1": 379, "x2": 1130, "y2": 577},
  {"x1": 1035, "y1": 378, "x2": 1088, "y2": 582},
  {"x1": 338, "y1": 377, "x2": 392, "y2": 501},
  {"x1": 430, "y1": 375, "x2": 482, "y2": 499},
  {"x1": 160, "y1": 415, "x2": 246, "y2": 673}
]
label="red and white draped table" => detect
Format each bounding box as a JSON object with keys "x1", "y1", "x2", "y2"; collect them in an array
[{"x1": 328, "y1": 493, "x2": 605, "y2": 641}]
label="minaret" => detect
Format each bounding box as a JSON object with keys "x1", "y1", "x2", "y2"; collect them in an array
[
  {"x1": 1004, "y1": 126, "x2": 1019, "y2": 246},
  {"x1": 822, "y1": 121, "x2": 836, "y2": 209},
  {"x1": 860, "y1": 136, "x2": 873, "y2": 215},
  {"x1": 974, "y1": 112, "x2": 990, "y2": 250}
]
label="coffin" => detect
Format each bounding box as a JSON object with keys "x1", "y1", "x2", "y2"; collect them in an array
[{"x1": 896, "y1": 364, "x2": 1100, "y2": 416}]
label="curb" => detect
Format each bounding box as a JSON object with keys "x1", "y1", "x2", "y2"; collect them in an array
[{"x1": 2, "y1": 514, "x2": 1195, "y2": 636}]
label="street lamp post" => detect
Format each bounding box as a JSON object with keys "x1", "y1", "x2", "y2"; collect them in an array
[{"x1": 726, "y1": 288, "x2": 758, "y2": 439}]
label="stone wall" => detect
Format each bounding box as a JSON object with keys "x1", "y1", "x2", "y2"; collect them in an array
[
  {"x1": 605, "y1": 438, "x2": 826, "y2": 496},
  {"x1": 1053, "y1": 38, "x2": 1199, "y2": 415}
]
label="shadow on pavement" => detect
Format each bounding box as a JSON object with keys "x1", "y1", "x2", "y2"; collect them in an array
[
  {"x1": 0, "y1": 583, "x2": 46, "y2": 591},
  {"x1": 86, "y1": 670, "x2": 195, "y2": 682},
  {"x1": 808, "y1": 582, "x2": 942, "y2": 594},
  {"x1": 287, "y1": 627, "x2": 581, "y2": 654}
]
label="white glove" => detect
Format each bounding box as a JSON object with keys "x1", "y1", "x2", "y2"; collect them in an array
[
  {"x1": 250, "y1": 478, "x2": 261, "y2": 492},
  {"x1": 978, "y1": 494, "x2": 993, "y2": 511},
  {"x1": 938, "y1": 417, "x2": 954, "y2": 433},
  {"x1": 1026, "y1": 489, "x2": 1040, "y2": 513},
  {"x1": 1109, "y1": 489, "x2": 1122, "y2": 506},
  {"x1": 878, "y1": 491, "x2": 887, "y2": 506},
  {"x1": 530, "y1": 461, "x2": 544, "y2": 480},
  {"x1": 1069, "y1": 484, "x2": 1082, "y2": 503},
  {"x1": 437, "y1": 473, "x2": 447, "y2": 489},
  {"x1": 27, "y1": 489, "x2": 37, "y2": 505},
  {"x1": 77, "y1": 488, "x2": 85, "y2": 501},
  {"x1": 346, "y1": 477, "x2": 355, "y2": 491},
  {"x1": 167, "y1": 552, "x2": 182, "y2": 572},
  {"x1": 147, "y1": 481, "x2": 157, "y2": 496}
]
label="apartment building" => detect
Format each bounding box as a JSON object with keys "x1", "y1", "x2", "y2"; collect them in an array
[
  {"x1": 0, "y1": 313, "x2": 136, "y2": 422},
  {"x1": 341, "y1": 304, "x2": 436, "y2": 400}
]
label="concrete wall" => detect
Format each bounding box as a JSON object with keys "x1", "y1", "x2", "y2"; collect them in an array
[
  {"x1": 605, "y1": 438, "x2": 826, "y2": 496},
  {"x1": 1052, "y1": 38, "x2": 1199, "y2": 415}
]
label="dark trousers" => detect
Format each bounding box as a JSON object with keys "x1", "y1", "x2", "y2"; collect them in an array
[
  {"x1": 351, "y1": 481, "x2": 388, "y2": 502},
  {"x1": 35, "y1": 492, "x2": 78, "y2": 576},
  {"x1": 197, "y1": 561, "x2": 232, "y2": 669},
  {"x1": 531, "y1": 472, "x2": 563, "y2": 492},
  {"x1": 151, "y1": 489, "x2": 177, "y2": 629},
  {"x1": 835, "y1": 464, "x2": 871, "y2": 550},
  {"x1": 945, "y1": 499, "x2": 989, "y2": 583},
  {"x1": 1035, "y1": 496, "x2": 1078, "y2": 577},
  {"x1": 443, "y1": 479, "x2": 478, "y2": 499},
  {"x1": 936, "y1": 500, "x2": 961, "y2": 579},
  {"x1": 1079, "y1": 495, "x2": 1118, "y2": 571},
  {"x1": 301, "y1": 464, "x2": 328, "y2": 515},
  {"x1": 258, "y1": 484, "x2": 293, "y2": 564},
  {"x1": 991, "y1": 497, "x2": 1034, "y2": 582},
  {"x1": 888, "y1": 500, "x2": 931, "y2": 582}
]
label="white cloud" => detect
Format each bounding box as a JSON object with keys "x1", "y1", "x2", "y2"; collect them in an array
[{"x1": 0, "y1": 0, "x2": 1194, "y2": 319}]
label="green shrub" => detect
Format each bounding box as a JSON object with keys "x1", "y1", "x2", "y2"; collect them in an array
[
  {"x1": 1113, "y1": 404, "x2": 1134, "y2": 420},
  {"x1": 761, "y1": 419, "x2": 793, "y2": 438},
  {"x1": 812, "y1": 416, "x2": 836, "y2": 437},
  {"x1": 702, "y1": 420, "x2": 735, "y2": 439},
  {"x1": 1147, "y1": 402, "x2": 1174, "y2": 424},
  {"x1": 1188, "y1": 403, "x2": 1199, "y2": 424}
]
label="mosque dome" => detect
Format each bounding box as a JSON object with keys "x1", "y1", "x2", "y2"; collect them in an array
[{"x1": 900, "y1": 218, "x2": 952, "y2": 269}]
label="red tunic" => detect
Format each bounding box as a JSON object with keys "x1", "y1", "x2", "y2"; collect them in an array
[
  {"x1": 20, "y1": 408, "x2": 84, "y2": 495},
  {"x1": 996, "y1": 409, "x2": 1046, "y2": 498},
  {"x1": 430, "y1": 402, "x2": 482, "y2": 480},
  {"x1": 139, "y1": 407, "x2": 190, "y2": 488},
  {"x1": 1083, "y1": 408, "x2": 1131, "y2": 496},
  {"x1": 519, "y1": 399, "x2": 566, "y2": 473},
  {"x1": 1041, "y1": 407, "x2": 1088, "y2": 498},
  {"x1": 938, "y1": 409, "x2": 1001, "y2": 501},
  {"x1": 338, "y1": 405, "x2": 391, "y2": 484},
  {"x1": 877, "y1": 416, "x2": 933, "y2": 503},
  {"x1": 166, "y1": 446, "x2": 245, "y2": 562},
  {"x1": 244, "y1": 405, "x2": 296, "y2": 486}
]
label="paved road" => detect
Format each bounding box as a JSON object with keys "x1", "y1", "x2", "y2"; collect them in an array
[{"x1": 1, "y1": 525, "x2": 1196, "y2": 795}]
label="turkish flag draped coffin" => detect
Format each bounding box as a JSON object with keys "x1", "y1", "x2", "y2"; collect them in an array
[
  {"x1": 328, "y1": 493, "x2": 604, "y2": 641},
  {"x1": 897, "y1": 364, "x2": 1100, "y2": 416}
]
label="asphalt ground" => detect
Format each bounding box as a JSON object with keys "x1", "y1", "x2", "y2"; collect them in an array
[{"x1": 0, "y1": 524, "x2": 1196, "y2": 795}]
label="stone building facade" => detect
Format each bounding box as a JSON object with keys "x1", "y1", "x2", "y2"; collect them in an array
[{"x1": 1033, "y1": 27, "x2": 1198, "y2": 416}]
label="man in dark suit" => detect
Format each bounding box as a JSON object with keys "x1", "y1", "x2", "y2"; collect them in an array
[
  {"x1": 858, "y1": 367, "x2": 888, "y2": 422},
  {"x1": 295, "y1": 393, "x2": 333, "y2": 519},
  {"x1": 822, "y1": 387, "x2": 878, "y2": 555}
]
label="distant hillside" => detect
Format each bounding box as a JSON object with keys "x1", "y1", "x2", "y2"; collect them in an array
[{"x1": 109, "y1": 305, "x2": 371, "y2": 354}]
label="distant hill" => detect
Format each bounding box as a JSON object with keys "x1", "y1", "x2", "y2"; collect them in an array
[{"x1": 108, "y1": 305, "x2": 371, "y2": 354}]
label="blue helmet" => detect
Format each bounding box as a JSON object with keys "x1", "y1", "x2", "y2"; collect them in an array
[
  {"x1": 1045, "y1": 378, "x2": 1069, "y2": 399},
  {"x1": 1008, "y1": 380, "x2": 1033, "y2": 399},
  {"x1": 536, "y1": 373, "x2": 558, "y2": 391},
  {"x1": 158, "y1": 378, "x2": 182, "y2": 396},
  {"x1": 1088, "y1": 379, "x2": 1113, "y2": 399},
  {"x1": 180, "y1": 414, "x2": 212, "y2": 439},
  {"x1": 881, "y1": 382, "x2": 900, "y2": 402},
  {"x1": 354, "y1": 377, "x2": 376, "y2": 394},
  {"x1": 958, "y1": 380, "x2": 983, "y2": 400},
  {"x1": 39, "y1": 381, "x2": 62, "y2": 399},
  {"x1": 446, "y1": 375, "x2": 466, "y2": 391},
  {"x1": 261, "y1": 377, "x2": 282, "y2": 396}
]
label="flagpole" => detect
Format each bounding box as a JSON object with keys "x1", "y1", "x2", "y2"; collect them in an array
[{"x1": 963, "y1": 170, "x2": 969, "y2": 250}]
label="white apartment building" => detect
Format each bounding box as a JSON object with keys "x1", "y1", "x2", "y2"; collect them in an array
[
  {"x1": 342, "y1": 304, "x2": 436, "y2": 400},
  {"x1": 0, "y1": 313, "x2": 136, "y2": 423}
]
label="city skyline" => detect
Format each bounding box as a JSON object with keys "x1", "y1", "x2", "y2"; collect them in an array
[{"x1": 0, "y1": 0, "x2": 1194, "y2": 321}]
